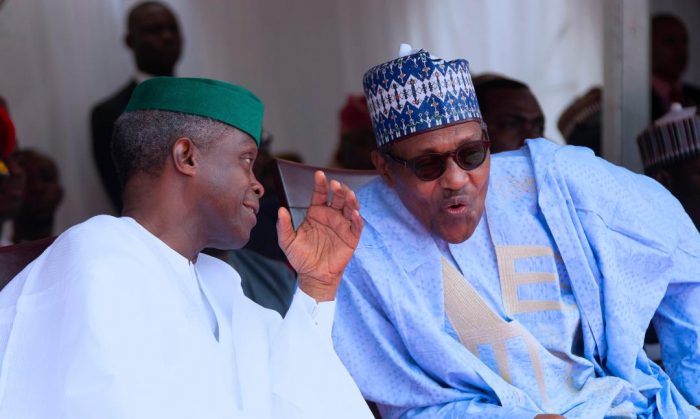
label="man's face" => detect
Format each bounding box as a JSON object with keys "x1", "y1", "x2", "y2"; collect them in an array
[
  {"x1": 127, "y1": 4, "x2": 182, "y2": 76},
  {"x1": 196, "y1": 129, "x2": 264, "y2": 250},
  {"x1": 375, "y1": 121, "x2": 490, "y2": 243},
  {"x1": 652, "y1": 17, "x2": 688, "y2": 82},
  {"x1": 0, "y1": 155, "x2": 26, "y2": 222},
  {"x1": 14, "y1": 151, "x2": 63, "y2": 220},
  {"x1": 482, "y1": 87, "x2": 544, "y2": 153}
]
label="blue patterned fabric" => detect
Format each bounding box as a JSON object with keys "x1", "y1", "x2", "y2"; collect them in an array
[
  {"x1": 333, "y1": 139, "x2": 700, "y2": 418},
  {"x1": 362, "y1": 49, "x2": 481, "y2": 147}
]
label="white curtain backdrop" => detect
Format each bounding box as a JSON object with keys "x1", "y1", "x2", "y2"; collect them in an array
[{"x1": 2, "y1": 0, "x2": 692, "y2": 234}]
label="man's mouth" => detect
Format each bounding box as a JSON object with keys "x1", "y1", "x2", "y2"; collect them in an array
[
  {"x1": 243, "y1": 202, "x2": 259, "y2": 216},
  {"x1": 442, "y1": 197, "x2": 469, "y2": 215},
  {"x1": 445, "y1": 203, "x2": 466, "y2": 214}
]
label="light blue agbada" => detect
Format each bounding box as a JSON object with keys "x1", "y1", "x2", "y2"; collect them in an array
[{"x1": 333, "y1": 139, "x2": 700, "y2": 418}]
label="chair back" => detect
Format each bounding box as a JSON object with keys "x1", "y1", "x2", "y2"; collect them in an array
[
  {"x1": 0, "y1": 236, "x2": 55, "y2": 290},
  {"x1": 272, "y1": 159, "x2": 377, "y2": 229}
]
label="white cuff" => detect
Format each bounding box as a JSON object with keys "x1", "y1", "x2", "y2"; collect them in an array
[{"x1": 295, "y1": 288, "x2": 336, "y2": 338}]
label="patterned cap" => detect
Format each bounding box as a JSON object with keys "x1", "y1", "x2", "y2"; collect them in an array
[
  {"x1": 363, "y1": 45, "x2": 481, "y2": 147},
  {"x1": 637, "y1": 104, "x2": 700, "y2": 170}
]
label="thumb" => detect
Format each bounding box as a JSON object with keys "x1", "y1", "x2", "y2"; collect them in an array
[{"x1": 276, "y1": 206, "x2": 295, "y2": 252}]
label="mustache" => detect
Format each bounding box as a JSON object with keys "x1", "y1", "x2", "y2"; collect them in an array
[{"x1": 441, "y1": 188, "x2": 470, "y2": 200}]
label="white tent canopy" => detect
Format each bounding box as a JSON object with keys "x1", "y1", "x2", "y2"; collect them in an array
[{"x1": 0, "y1": 0, "x2": 697, "y2": 233}]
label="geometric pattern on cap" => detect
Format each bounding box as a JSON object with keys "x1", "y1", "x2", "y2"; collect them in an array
[
  {"x1": 637, "y1": 106, "x2": 700, "y2": 170},
  {"x1": 363, "y1": 49, "x2": 481, "y2": 146}
]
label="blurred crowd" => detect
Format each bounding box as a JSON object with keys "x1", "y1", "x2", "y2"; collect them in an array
[{"x1": 1, "y1": 2, "x2": 698, "y2": 300}]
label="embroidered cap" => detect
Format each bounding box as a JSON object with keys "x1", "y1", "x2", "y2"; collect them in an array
[
  {"x1": 363, "y1": 44, "x2": 482, "y2": 147},
  {"x1": 125, "y1": 77, "x2": 265, "y2": 146},
  {"x1": 637, "y1": 104, "x2": 700, "y2": 170}
]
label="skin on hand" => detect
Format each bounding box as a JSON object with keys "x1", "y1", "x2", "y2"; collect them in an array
[{"x1": 276, "y1": 170, "x2": 363, "y2": 302}]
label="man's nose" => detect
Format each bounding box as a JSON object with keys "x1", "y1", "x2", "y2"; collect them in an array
[
  {"x1": 252, "y1": 177, "x2": 264, "y2": 198},
  {"x1": 520, "y1": 120, "x2": 543, "y2": 140},
  {"x1": 160, "y1": 27, "x2": 179, "y2": 42},
  {"x1": 439, "y1": 157, "x2": 470, "y2": 190}
]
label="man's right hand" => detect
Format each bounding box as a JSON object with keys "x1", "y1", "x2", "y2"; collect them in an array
[{"x1": 277, "y1": 170, "x2": 363, "y2": 302}]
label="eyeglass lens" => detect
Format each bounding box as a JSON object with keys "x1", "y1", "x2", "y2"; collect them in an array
[{"x1": 411, "y1": 141, "x2": 487, "y2": 180}]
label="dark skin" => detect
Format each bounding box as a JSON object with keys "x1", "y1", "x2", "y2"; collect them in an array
[
  {"x1": 652, "y1": 156, "x2": 700, "y2": 231},
  {"x1": 481, "y1": 87, "x2": 545, "y2": 153},
  {"x1": 373, "y1": 121, "x2": 490, "y2": 244},
  {"x1": 125, "y1": 3, "x2": 182, "y2": 76},
  {"x1": 652, "y1": 16, "x2": 688, "y2": 84},
  {"x1": 11, "y1": 150, "x2": 64, "y2": 243},
  {"x1": 122, "y1": 127, "x2": 362, "y2": 302},
  {"x1": 0, "y1": 154, "x2": 25, "y2": 223}
]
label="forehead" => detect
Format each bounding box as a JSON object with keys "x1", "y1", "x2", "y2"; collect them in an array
[
  {"x1": 392, "y1": 120, "x2": 483, "y2": 155},
  {"x1": 653, "y1": 18, "x2": 688, "y2": 38},
  {"x1": 132, "y1": 5, "x2": 177, "y2": 28},
  {"x1": 219, "y1": 127, "x2": 258, "y2": 152},
  {"x1": 484, "y1": 88, "x2": 542, "y2": 116}
]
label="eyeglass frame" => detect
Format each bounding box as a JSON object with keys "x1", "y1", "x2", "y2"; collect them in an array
[{"x1": 380, "y1": 128, "x2": 491, "y2": 181}]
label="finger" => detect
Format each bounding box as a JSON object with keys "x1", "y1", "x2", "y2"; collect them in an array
[
  {"x1": 329, "y1": 180, "x2": 347, "y2": 210},
  {"x1": 345, "y1": 188, "x2": 360, "y2": 212},
  {"x1": 343, "y1": 200, "x2": 354, "y2": 220},
  {"x1": 350, "y1": 209, "x2": 363, "y2": 238},
  {"x1": 309, "y1": 170, "x2": 329, "y2": 206},
  {"x1": 276, "y1": 207, "x2": 295, "y2": 252}
]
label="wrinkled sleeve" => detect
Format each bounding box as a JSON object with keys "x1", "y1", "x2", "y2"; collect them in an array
[
  {"x1": 551, "y1": 144, "x2": 700, "y2": 407},
  {"x1": 269, "y1": 288, "x2": 373, "y2": 419},
  {"x1": 293, "y1": 287, "x2": 336, "y2": 338},
  {"x1": 613, "y1": 166, "x2": 700, "y2": 406},
  {"x1": 333, "y1": 251, "x2": 539, "y2": 419},
  {"x1": 653, "y1": 221, "x2": 700, "y2": 405}
]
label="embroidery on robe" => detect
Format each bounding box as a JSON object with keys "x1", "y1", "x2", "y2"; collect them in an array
[
  {"x1": 442, "y1": 258, "x2": 549, "y2": 407},
  {"x1": 494, "y1": 245, "x2": 576, "y2": 315}
]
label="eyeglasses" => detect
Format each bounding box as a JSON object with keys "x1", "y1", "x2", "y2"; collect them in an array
[{"x1": 383, "y1": 137, "x2": 490, "y2": 181}]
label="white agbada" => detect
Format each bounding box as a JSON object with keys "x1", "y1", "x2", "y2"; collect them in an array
[{"x1": 0, "y1": 215, "x2": 371, "y2": 419}]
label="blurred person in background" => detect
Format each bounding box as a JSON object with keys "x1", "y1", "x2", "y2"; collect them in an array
[
  {"x1": 10, "y1": 149, "x2": 64, "y2": 243},
  {"x1": 558, "y1": 87, "x2": 602, "y2": 156},
  {"x1": 0, "y1": 99, "x2": 25, "y2": 246},
  {"x1": 651, "y1": 14, "x2": 700, "y2": 120},
  {"x1": 475, "y1": 76, "x2": 545, "y2": 153},
  {"x1": 91, "y1": 1, "x2": 182, "y2": 212},
  {"x1": 331, "y1": 95, "x2": 376, "y2": 170},
  {"x1": 638, "y1": 104, "x2": 700, "y2": 230}
]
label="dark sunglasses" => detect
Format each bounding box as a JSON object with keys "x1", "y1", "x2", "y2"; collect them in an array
[{"x1": 383, "y1": 137, "x2": 490, "y2": 181}]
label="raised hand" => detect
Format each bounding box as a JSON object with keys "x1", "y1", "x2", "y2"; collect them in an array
[{"x1": 277, "y1": 170, "x2": 363, "y2": 302}]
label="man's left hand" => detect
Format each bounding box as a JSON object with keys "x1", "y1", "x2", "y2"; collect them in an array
[{"x1": 277, "y1": 170, "x2": 363, "y2": 302}]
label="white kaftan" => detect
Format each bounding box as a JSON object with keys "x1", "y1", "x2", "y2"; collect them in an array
[{"x1": 0, "y1": 216, "x2": 371, "y2": 419}]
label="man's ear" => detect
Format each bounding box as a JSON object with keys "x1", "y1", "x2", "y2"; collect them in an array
[
  {"x1": 172, "y1": 137, "x2": 198, "y2": 176},
  {"x1": 371, "y1": 149, "x2": 395, "y2": 187},
  {"x1": 651, "y1": 168, "x2": 674, "y2": 191},
  {"x1": 125, "y1": 32, "x2": 134, "y2": 51}
]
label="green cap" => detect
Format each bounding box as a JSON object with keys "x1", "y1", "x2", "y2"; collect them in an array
[{"x1": 125, "y1": 77, "x2": 265, "y2": 146}]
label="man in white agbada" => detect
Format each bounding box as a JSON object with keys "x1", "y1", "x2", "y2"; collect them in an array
[{"x1": 0, "y1": 77, "x2": 372, "y2": 418}]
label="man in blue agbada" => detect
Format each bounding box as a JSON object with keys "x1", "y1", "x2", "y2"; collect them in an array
[{"x1": 332, "y1": 45, "x2": 700, "y2": 418}]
